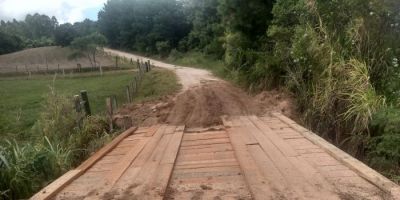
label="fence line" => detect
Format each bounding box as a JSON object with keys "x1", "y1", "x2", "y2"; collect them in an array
[{"x1": 73, "y1": 58, "x2": 153, "y2": 131}]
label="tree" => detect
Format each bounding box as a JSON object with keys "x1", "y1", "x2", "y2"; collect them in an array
[
  {"x1": 98, "y1": 0, "x2": 190, "y2": 54},
  {"x1": 70, "y1": 32, "x2": 108, "y2": 68},
  {"x1": 25, "y1": 13, "x2": 57, "y2": 39},
  {"x1": 0, "y1": 30, "x2": 24, "y2": 54},
  {"x1": 54, "y1": 23, "x2": 77, "y2": 46},
  {"x1": 184, "y1": 0, "x2": 224, "y2": 57}
]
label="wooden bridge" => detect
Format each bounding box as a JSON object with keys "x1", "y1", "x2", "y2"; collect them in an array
[{"x1": 31, "y1": 113, "x2": 400, "y2": 200}]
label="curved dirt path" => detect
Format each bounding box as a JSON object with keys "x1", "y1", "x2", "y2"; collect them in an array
[
  {"x1": 104, "y1": 48, "x2": 219, "y2": 91},
  {"x1": 106, "y1": 48, "x2": 296, "y2": 128}
]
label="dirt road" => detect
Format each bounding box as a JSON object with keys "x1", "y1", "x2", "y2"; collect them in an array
[
  {"x1": 105, "y1": 48, "x2": 296, "y2": 128},
  {"x1": 105, "y1": 48, "x2": 218, "y2": 91}
]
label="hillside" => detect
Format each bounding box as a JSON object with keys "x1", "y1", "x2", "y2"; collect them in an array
[{"x1": 0, "y1": 46, "x2": 114, "y2": 73}]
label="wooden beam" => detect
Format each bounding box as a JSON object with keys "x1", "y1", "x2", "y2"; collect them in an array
[
  {"x1": 30, "y1": 127, "x2": 137, "y2": 200},
  {"x1": 271, "y1": 112, "x2": 400, "y2": 198}
]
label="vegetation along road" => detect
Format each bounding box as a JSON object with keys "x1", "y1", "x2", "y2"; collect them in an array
[
  {"x1": 1, "y1": 0, "x2": 400, "y2": 199},
  {"x1": 33, "y1": 50, "x2": 400, "y2": 200}
]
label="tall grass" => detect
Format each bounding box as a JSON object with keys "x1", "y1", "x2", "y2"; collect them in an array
[{"x1": 0, "y1": 88, "x2": 112, "y2": 199}]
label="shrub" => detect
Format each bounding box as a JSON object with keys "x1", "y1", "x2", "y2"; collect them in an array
[
  {"x1": 156, "y1": 41, "x2": 172, "y2": 58},
  {"x1": 368, "y1": 107, "x2": 400, "y2": 181},
  {"x1": 0, "y1": 88, "x2": 111, "y2": 199}
]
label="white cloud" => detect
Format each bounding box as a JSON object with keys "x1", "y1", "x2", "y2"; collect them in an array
[{"x1": 0, "y1": 0, "x2": 107, "y2": 23}]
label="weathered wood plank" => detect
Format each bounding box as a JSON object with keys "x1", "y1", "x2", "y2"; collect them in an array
[{"x1": 272, "y1": 112, "x2": 400, "y2": 198}]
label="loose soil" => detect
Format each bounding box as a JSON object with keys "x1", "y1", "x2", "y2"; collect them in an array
[{"x1": 108, "y1": 48, "x2": 297, "y2": 128}]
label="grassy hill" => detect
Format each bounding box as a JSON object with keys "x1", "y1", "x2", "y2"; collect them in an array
[{"x1": 0, "y1": 46, "x2": 115, "y2": 73}]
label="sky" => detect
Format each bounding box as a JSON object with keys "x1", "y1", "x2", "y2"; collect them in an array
[{"x1": 0, "y1": 0, "x2": 108, "y2": 24}]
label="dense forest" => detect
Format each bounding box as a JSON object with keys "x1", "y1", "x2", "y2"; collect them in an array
[{"x1": 1, "y1": 0, "x2": 399, "y2": 188}]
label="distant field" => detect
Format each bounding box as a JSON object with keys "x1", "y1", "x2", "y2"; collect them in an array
[
  {"x1": 0, "y1": 68, "x2": 179, "y2": 140},
  {"x1": 0, "y1": 71, "x2": 134, "y2": 138},
  {"x1": 0, "y1": 46, "x2": 117, "y2": 73}
]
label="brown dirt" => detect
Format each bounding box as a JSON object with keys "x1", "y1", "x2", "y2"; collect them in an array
[
  {"x1": 107, "y1": 48, "x2": 298, "y2": 129},
  {"x1": 117, "y1": 81, "x2": 297, "y2": 128}
]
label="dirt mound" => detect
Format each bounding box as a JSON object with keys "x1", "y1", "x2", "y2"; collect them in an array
[
  {"x1": 165, "y1": 81, "x2": 260, "y2": 127},
  {"x1": 116, "y1": 81, "x2": 298, "y2": 129}
]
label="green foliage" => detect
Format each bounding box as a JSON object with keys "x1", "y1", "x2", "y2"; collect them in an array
[
  {"x1": 156, "y1": 41, "x2": 172, "y2": 58},
  {"x1": 0, "y1": 89, "x2": 111, "y2": 199},
  {"x1": 70, "y1": 32, "x2": 108, "y2": 68},
  {"x1": 0, "y1": 30, "x2": 24, "y2": 54},
  {"x1": 184, "y1": 0, "x2": 224, "y2": 57},
  {"x1": 368, "y1": 107, "x2": 400, "y2": 180},
  {"x1": 0, "y1": 13, "x2": 59, "y2": 53},
  {"x1": 98, "y1": 0, "x2": 190, "y2": 54},
  {"x1": 54, "y1": 23, "x2": 77, "y2": 46}
]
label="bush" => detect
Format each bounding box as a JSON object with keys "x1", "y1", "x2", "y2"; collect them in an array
[
  {"x1": 368, "y1": 107, "x2": 400, "y2": 180},
  {"x1": 156, "y1": 41, "x2": 172, "y2": 58}
]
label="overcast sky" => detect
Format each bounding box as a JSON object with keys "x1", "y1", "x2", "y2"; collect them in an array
[{"x1": 0, "y1": 0, "x2": 107, "y2": 24}]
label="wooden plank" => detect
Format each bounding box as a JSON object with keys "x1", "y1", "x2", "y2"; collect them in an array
[
  {"x1": 247, "y1": 145, "x2": 297, "y2": 199},
  {"x1": 31, "y1": 127, "x2": 138, "y2": 200},
  {"x1": 31, "y1": 170, "x2": 81, "y2": 200},
  {"x1": 176, "y1": 158, "x2": 237, "y2": 166},
  {"x1": 272, "y1": 112, "x2": 400, "y2": 198},
  {"x1": 180, "y1": 137, "x2": 230, "y2": 147},
  {"x1": 145, "y1": 124, "x2": 161, "y2": 137},
  {"x1": 239, "y1": 116, "x2": 328, "y2": 199},
  {"x1": 131, "y1": 125, "x2": 167, "y2": 167},
  {"x1": 77, "y1": 126, "x2": 138, "y2": 171},
  {"x1": 227, "y1": 127, "x2": 274, "y2": 200},
  {"x1": 247, "y1": 116, "x2": 298, "y2": 157},
  {"x1": 183, "y1": 132, "x2": 228, "y2": 141},
  {"x1": 105, "y1": 138, "x2": 149, "y2": 185},
  {"x1": 174, "y1": 161, "x2": 239, "y2": 170},
  {"x1": 180, "y1": 144, "x2": 233, "y2": 154},
  {"x1": 116, "y1": 133, "x2": 173, "y2": 199},
  {"x1": 177, "y1": 151, "x2": 235, "y2": 163},
  {"x1": 161, "y1": 126, "x2": 185, "y2": 164},
  {"x1": 148, "y1": 126, "x2": 185, "y2": 199}
]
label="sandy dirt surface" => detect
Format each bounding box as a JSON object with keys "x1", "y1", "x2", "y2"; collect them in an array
[
  {"x1": 106, "y1": 48, "x2": 297, "y2": 128},
  {"x1": 105, "y1": 48, "x2": 218, "y2": 91}
]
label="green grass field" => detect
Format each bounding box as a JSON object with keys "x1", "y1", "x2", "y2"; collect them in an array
[{"x1": 0, "y1": 68, "x2": 180, "y2": 139}]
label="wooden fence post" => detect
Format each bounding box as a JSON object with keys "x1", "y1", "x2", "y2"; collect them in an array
[
  {"x1": 115, "y1": 56, "x2": 119, "y2": 69},
  {"x1": 112, "y1": 95, "x2": 118, "y2": 109},
  {"x1": 106, "y1": 97, "x2": 113, "y2": 131},
  {"x1": 134, "y1": 77, "x2": 138, "y2": 93},
  {"x1": 126, "y1": 86, "x2": 132, "y2": 103},
  {"x1": 80, "y1": 90, "x2": 91, "y2": 116},
  {"x1": 74, "y1": 95, "x2": 83, "y2": 128},
  {"x1": 74, "y1": 95, "x2": 82, "y2": 113}
]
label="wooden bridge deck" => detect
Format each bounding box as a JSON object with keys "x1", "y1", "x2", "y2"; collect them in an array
[{"x1": 31, "y1": 113, "x2": 400, "y2": 200}]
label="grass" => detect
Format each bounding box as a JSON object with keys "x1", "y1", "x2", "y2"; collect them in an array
[
  {"x1": 166, "y1": 51, "x2": 227, "y2": 78},
  {"x1": 0, "y1": 67, "x2": 180, "y2": 199},
  {"x1": 0, "y1": 70, "x2": 158, "y2": 140},
  {"x1": 133, "y1": 68, "x2": 181, "y2": 102}
]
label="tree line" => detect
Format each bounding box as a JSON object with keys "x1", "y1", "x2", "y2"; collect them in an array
[{"x1": 0, "y1": 14, "x2": 97, "y2": 54}]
